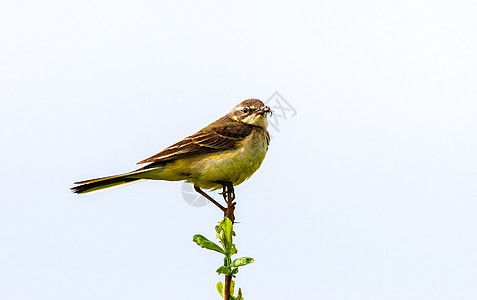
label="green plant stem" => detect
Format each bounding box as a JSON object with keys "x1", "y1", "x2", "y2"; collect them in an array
[{"x1": 223, "y1": 184, "x2": 236, "y2": 300}]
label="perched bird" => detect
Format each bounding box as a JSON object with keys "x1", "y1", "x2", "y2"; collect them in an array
[{"x1": 71, "y1": 99, "x2": 271, "y2": 211}]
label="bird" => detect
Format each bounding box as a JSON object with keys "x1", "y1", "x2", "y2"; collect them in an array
[{"x1": 71, "y1": 99, "x2": 271, "y2": 212}]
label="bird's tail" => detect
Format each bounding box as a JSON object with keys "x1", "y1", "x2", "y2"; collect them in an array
[{"x1": 70, "y1": 172, "x2": 147, "y2": 194}]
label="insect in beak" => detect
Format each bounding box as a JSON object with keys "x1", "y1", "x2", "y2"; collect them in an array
[{"x1": 255, "y1": 106, "x2": 272, "y2": 116}]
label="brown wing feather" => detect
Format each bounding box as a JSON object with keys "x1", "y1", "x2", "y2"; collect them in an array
[{"x1": 137, "y1": 116, "x2": 253, "y2": 167}]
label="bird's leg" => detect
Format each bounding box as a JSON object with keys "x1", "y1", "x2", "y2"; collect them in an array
[
  {"x1": 226, "y1": 182, "x2": 235, "y2": 201},
  {"x1": 215, "y1": 181, "x2": 236, "y2": 222},
  {"x1": 219, "y1": 185, "x2": 228, "y2": 202},
  {"x1": 225, "y1": 183, "x2": 236, "y2": 223},
  {"x1": 194, "y1": 184, "x2": 226, "y2": 212},
  {"x1": 215, "y1": 181, "x2": 235, "y2": 201}
]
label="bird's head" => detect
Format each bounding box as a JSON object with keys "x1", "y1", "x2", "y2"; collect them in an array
[{"x1": 229, "y1": 99, "x2": 271, "y2": 130}]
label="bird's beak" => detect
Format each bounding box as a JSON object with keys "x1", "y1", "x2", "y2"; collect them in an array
[{"x1": 255, "y1": 106, "x2": 272, "y2": 116}]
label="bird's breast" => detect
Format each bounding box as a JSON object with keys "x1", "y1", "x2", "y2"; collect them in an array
[{"x1": 185, "y1": 127, "x2": 269, "y2": 189}]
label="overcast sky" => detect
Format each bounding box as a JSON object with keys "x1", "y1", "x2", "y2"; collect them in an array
[{"x1": 1, "y1": 1, "x2": 476, "y2": 299}]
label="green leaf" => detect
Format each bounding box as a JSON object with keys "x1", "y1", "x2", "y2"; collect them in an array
[
  {"x1": 192, "y1": 234, "x2": 225, "y2": 254},
  {"x1": 230, "y1": 244, "x2": 238, "y2": 255},
  {"x1": 237, "y1": 288, "x2": 243, "y2": 300},
  {"x1": 216, "y1": 266, "x2": 231, "y2": 275},
  {"x1": 216, "y1": 281, "x2": 224, "y2": 297},
  {"x1": 231, "y1": 257, "x2": 254, "y2": 267},
  {"x1": 220, "y1": 217, "x2": 234, "y2": 249},
  {"x1": 215, "y1": 224, "x2": 223, "y2": 241},
  {"x1": 222, "y1": 217, "x2": 233, "y2": 237}
]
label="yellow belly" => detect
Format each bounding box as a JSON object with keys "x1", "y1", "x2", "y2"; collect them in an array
[{"x1": 141, "y1": 128, "x2": 269, "y2": 190}]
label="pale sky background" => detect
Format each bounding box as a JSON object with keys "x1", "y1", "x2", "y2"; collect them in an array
[{"x1": 1, "y1": 1, "x2": 476, "y2": 299}]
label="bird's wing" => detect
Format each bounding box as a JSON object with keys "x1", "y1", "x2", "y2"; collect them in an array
[{"x1": 137, "y1": 118, "x2": 252, "y2": 166}]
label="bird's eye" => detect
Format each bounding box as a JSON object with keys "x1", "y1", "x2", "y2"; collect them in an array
[{"x1": 242, "y1": 108, "x2": 249, "y2": 113}]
